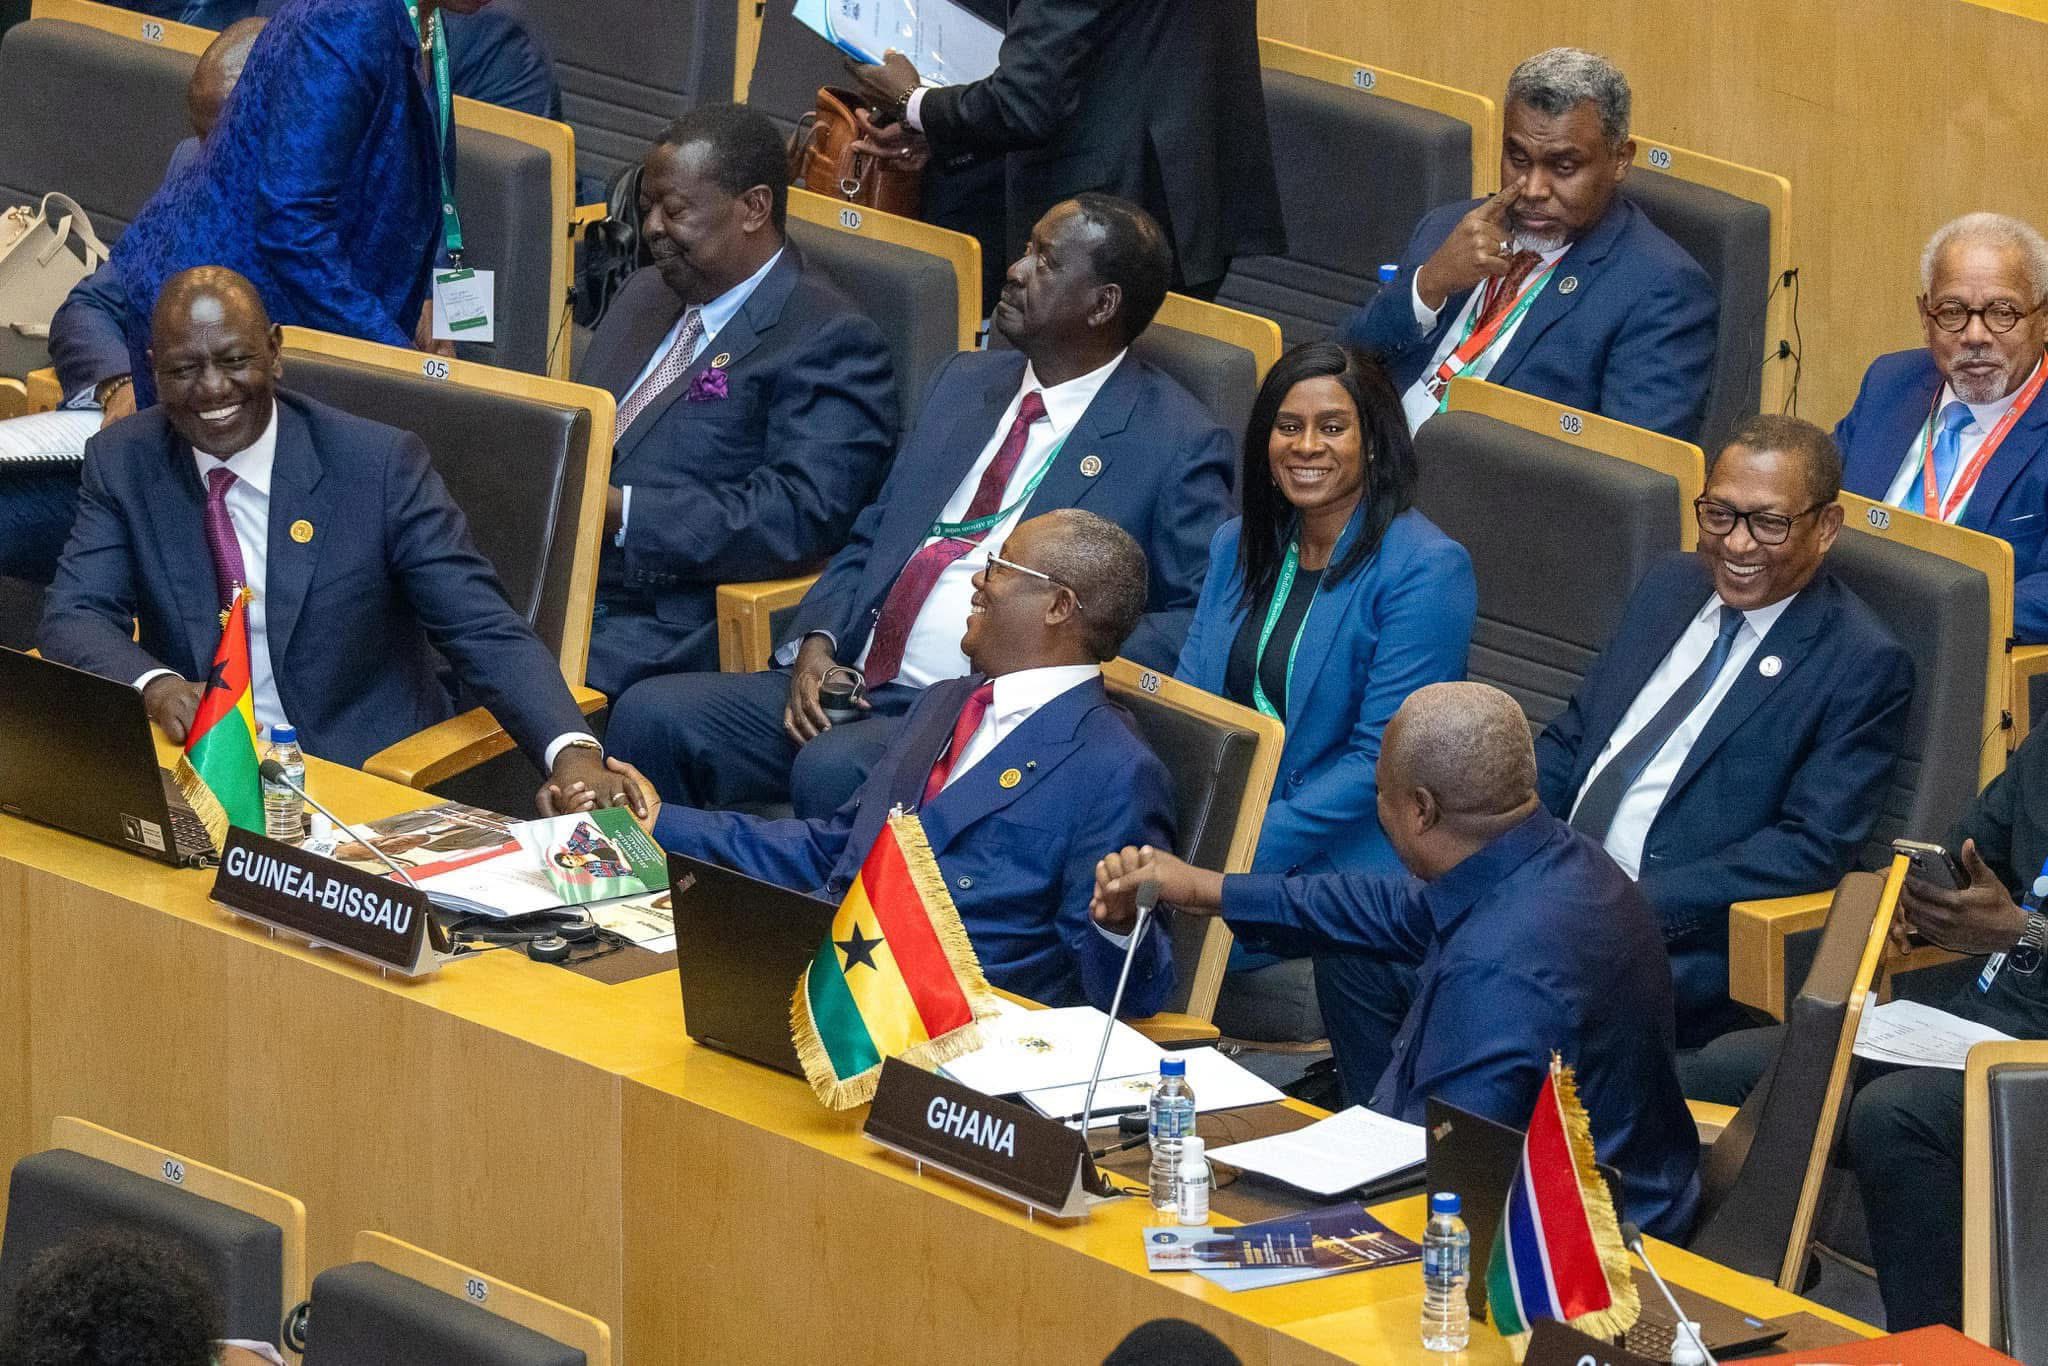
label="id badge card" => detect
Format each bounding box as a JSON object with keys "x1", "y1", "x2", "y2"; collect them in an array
[{"x1": 431, "y1": 267, "x2": 495, "y2": 342}]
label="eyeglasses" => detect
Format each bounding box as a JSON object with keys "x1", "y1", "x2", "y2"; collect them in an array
[
  {"x1": 1693, "y1": 497, "x2": 1830, "y2": 546},
  {"x1": 949, "y1": 539, "x2": 1086, "y2": 612},
  {"x1": 1922, "y1": 298, "x2": 2040, "y2": 334}
]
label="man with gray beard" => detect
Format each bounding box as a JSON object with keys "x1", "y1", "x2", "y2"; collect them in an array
[
  {"x1": 1338, "y1": 46, "x2": 1716, "y2": 443},
  {"x1": 1835, "y1": 212, "x2": 2048, "y2": 642}
]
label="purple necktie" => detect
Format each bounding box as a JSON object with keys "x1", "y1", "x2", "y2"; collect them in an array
[{"x1": 203, "y1": 464, "x2": 248, "y2": 610}]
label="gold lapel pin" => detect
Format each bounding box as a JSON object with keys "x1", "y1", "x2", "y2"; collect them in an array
[
  {"x1": 1078, "y1": 454, "x2": 1103, "y2": 478},
  {"x1": 289, "y1": 519, "x2": 314, "y2": 544},
  {"x1": 1558, "y1": 276, "x2": 1580, "y2": 295},
  {"x1": 711, "y1": 352, "x2": 731, "y2": 369},
  {"x1": 998, "y1": 768, "x2": 1022, "y2": 789}
]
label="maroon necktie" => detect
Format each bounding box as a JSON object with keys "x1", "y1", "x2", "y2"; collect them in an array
[
  {"x1": 865, "y1": 391, "x2": 1047, "y2": 687},
  {"x1": 203, "y1": 464, "x2": 248, "y2": 610},
  {"x1": 922, "y1": 681, "x2": 996, "y2": 804},
  {"x1": 1476, "y1": 250, "x2": 1542, "y2": 330}
]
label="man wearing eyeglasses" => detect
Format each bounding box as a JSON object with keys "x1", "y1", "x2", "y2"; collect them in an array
[
  {"x1": 1835, "y1": 213, "x2": 2048, "y2": 643},
  {"x1": 1533, "y1": 414, "x2": 1912, "y2": 1045}
]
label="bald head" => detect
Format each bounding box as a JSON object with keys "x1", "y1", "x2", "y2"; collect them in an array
[
  {"x1": 149, "y1": 267, "x2": 281, "y2": 458},
  {"x1": 1384, "y1": 683, "x2": 1538, "y2": 819},
  {"x1": 188, "y1": 18, "x2": 265, "y2": 139}
]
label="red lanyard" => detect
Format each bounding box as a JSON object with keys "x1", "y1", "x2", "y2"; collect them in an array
[
  {"x1": 1423, "y1": 262, "x2": 1558, "y2": 398},
  {"x1": 1921, "y1": 360, "x2": 2047, "y2": 521}
]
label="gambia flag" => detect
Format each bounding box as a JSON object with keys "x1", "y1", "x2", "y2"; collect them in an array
[
  {"x1": 790, "y1": 811, "x2": 999, "y2": 1109},
  {"x1": 173, "y1": 587, "x2": 264, "y2": 848},
  {"x1": 1484, "y1": 1057, "x2": 1640, "y2": 1356}
]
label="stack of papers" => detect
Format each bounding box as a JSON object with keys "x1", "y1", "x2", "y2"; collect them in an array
[
  {"x1": 1022, "y1": 1047, "x2": 1284, "y2": 1127},
  {"x1": 1207, "y1": 1106, "x2": 1426, "y2": 1198},
  {"x1": 790, "y1": 0, "x2": 1002, "y2": 85},
  {"x1": 940, "y1": 1006, "x2": 1161, "y2": 1095},
  {"x1": 1853, "y1": 999, "x2": 2015, "y2": 1070}
]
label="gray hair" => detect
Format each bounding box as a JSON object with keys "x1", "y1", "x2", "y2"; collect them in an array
[
  {"x1": 1388, "y1": 682, "x2": 1537, "y2": 817},
  {"x1": 1505, "y1": 47, "x2": 1631, "y2": 146},
  {"x1": 1920, "y1": 212, "x2": 2048, "y2": 306},
  {"x1": 1028, "y1": 509, "x2": 1149, "y2": 662}
]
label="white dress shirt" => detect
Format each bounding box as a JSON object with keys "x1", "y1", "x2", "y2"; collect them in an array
[
  {"x1": 1401, "y1": 245, "x2": 1570, "y2": 433},
  {"x1": 615, "y1": 247, "x2": 785, "y2": 543},
  {"x1": 1880, "y1": 359, "x2": 2041, "y2": 521},
  {"x1": 851, "y1": 350, "x2": 1126, "y2": 688},
  {"x1": 1570, "y1": 590, "x2": 1797, "y2": 879}
]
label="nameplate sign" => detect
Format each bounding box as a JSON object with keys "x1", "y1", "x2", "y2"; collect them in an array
[
  {"x1": 1522, "y1": 1321, "x2": 1660, "y2": 1366},
  {"x1": 210, "y1": 829, "x2": 443, "y2": 976},
  {"x1": 863, "y1": 1057, "x2": 1105, "y2": 1220}
]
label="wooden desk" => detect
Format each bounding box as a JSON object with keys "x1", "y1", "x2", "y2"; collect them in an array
[{"x1": 0, "y1": 751, "x2": 1874, "y2": 1363}]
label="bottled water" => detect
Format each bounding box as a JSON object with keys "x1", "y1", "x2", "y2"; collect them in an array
[
  {"x1": 1175, "y1": 1135, "x2": 1210, "y2": 1226},
  {"x1": 262, "y1": 725, "x2": 306, "y2": 843},
  {"x1": 1420, "y1": 1190, "x2": 1471, "y2": 1351},
  {"x1": 1146, "y1": 1056, "x2": 1197, "y2": 1215}
]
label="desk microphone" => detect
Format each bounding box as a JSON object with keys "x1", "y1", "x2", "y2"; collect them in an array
[
  {"x1": 1620, "y1": 1220, "x2": 1716, "y2": 1366},
  {"x1": 258, "y1": 758, "x2": 419, "y2": 890},
  {"x1": 1075, "y1": 879, "x2": 1160, "y2": 1138}
]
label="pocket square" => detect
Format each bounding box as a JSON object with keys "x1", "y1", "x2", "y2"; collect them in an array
[{"x1": 684, "y1": 366, "x2": 728, "y2": 402}]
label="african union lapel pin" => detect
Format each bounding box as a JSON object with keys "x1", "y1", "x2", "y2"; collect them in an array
[
  {"x1": 1558, "y1": 276, "x2": 1580, "y2": 295},
  {"x1": 1759, "y1": 655, "x2": 1782, "y2": 678},
  {"x1": 711, "y1": 352, "x2": 731, "y2": 369},
  {"x1": 1078, "y1": 454, "x2": 1103, "y2": 478},
  {"x1": 999, "y1": 768, "x2": 1022, "y2": 789},
  {"x1": 289, "y1": 519, "x2": 314, "y2": 544}
]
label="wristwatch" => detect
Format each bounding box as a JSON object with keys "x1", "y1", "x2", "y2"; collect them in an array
[{"x1": 2011, "y1": 911, "x2": 2048, "y2": 976}]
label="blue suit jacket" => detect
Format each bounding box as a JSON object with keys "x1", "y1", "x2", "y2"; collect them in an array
[
  {"x1": 652, "y1": 674, "x2": 1178, "y2": 1015},
  {"x1": 1836, "y1": 348, "x2": 2048, "y2": 643},
  {"x1": 1534, "y1": 555, "x2": 1912, "y2": 1027},
  {"x1": 39, "y1": 390, "x2": 589, "y2": 771},
  {"x1": 785, "y1": 348, "x2": 1234, "y2": 672},
  {"x1": 1175, "y1": 508, "x2": 1475, "y2": 876},
  {"x1": 1338, "y1": 197, "x2": 1718, "y2": 443},
  {"x1": 577, "y1": 255, "x2": 899, "y2": 673},
  {"x1": 252, "y1": 0, "x2": 562, "y2": 118},
  {"x1": 113, "y1": 0, "x2": 443, "y2": 399},
  {"x1": 1218, "y1": 808, "x2": 1700, "y2": 1238}
]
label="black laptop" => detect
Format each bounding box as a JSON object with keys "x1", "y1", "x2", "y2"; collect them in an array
[
  {"x1": 0, "y1": 648, "x2": 217, "y2": 867},
  {"x1": 669, "y1": 851, "x2": 840, "y2": 1077}
]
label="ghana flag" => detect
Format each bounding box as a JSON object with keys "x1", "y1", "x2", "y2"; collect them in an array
[
  {"x1": 1484, "y1": 1057, "x2": 1639, "y2": 1357},
  {"x1": 173, "y1": 587, "x2": 264, "y2": 848},
  {"x1": 790, "y1": 811, "x2": 999, "y2": 1109}
]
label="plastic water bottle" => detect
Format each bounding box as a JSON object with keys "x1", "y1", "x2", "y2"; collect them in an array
[
  {"x1": 1669, "y1": 1324, "x2": 1709, "y2": 1366},
  {"x1": 262, "y1": 725, "x2": 306, "y2": 843},
  {"x1": 1146, "y1": 1056, "x2": 1197, "y2": 1215},
  {"x1": 1175, "y1": 1135, "x2": 1211, "y2": 1226},
  {"x1": 1420, "y1": 1190, "x2": 1471, "y2": 1351}
]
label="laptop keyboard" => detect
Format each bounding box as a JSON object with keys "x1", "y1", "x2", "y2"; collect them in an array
[{"x1": 158, "y1": 769, "x2": 218, "y2": 862}]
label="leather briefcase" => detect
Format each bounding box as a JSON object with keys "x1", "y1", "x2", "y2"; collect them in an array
[{"x1": 788, "y1": 86, "x2": 922, "y2": 219}]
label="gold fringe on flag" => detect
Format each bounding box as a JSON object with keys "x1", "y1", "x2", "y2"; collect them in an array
[
  {"x1": 1554, "y1": 1059, "x2": 1641, "y2": 1340},
  {"x1": 173, "y1": 751, "x2": 231, "y2": 851}
]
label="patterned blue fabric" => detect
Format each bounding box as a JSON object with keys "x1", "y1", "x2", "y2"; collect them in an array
[{"x1": 111, "y1": 0, "x2": 444, "y2": 402}]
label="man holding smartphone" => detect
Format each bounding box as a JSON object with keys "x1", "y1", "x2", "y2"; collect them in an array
[{"x1": 1686, "y1": 723, "x2": 2048, "y2": 1331}]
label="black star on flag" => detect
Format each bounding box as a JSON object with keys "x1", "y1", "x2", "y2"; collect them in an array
[
  {"x1": 835, "y1": 923, "x2": 884, "y2": 973},
  {"x1": 206, "y1": 655, "x2": 230, "y2": 696}
]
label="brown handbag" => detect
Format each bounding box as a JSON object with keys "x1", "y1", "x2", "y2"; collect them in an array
[{"x1": 788, "y1": 86, "x2": 923, "y2": 219}]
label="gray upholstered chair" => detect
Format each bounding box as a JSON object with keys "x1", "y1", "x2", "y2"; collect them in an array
[
  {"x1": 1966, "y1": 1041, "x2": 2048, "y2": 1361},
  {"x1": 449, "y1": 122, "x2": 560, "y2": 378},
  {"x1": 742, "y1": 0, "x2": 844, "y2": 133}
]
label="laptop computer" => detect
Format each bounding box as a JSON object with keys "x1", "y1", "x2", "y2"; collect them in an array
[
  {"x1": 669, "y1": 851, "x2": 839, "y2": 1077},
  {"x1": 0, "y1": 648, "x2": 217, "y2": 867}
]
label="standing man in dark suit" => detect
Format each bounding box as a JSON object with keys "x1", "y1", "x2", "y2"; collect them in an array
[
  {"x1": 585, "y1": 511, "x2": 1177, "y2": 1015},
  {"x1": 607, "y1": 194, "x2": 1234, "y2": 819},
  {"x1": 1092, "y1": 682, "x2": 1700, "y2": 1237},
  {"x1": 845, "y1": 0, "x2": 1283, "y2": 300},
  {"x1": 575, "y1": 107, "x2": 898, "y2": 694},
  {"x1": 1339, "y1": 47, "x2": 1717, "y2": 443},
  {"x1": 39, "y1": 267, "x2": 636, "y2": 812},
  {"x1": 1837, "y1": 212, "x2": 2048, "y2": 643}
]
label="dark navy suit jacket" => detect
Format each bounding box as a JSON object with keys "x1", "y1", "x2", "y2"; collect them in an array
[
  {"x1": 1175, "y1": 508, "x2": 1475, "y2": 876},
  {"x1": 1836, "y1": 348, "x2": 2048, "y2": 643},
  {"x1": 784, "y1": 348, "x2": 1234, "y2": 673},
  {"x1": 1534, "y1": 555, "x2": 1912, "y2": 1031},
  {"x1": 1219, "y1": 808, "x2": 1701, "y2": 1238},
  {"x1": 1338, "y1": 197, "x2": 1718, "y2": 443},
  {"x1": 39, "y1": 391, "x2": 589, "y2": 770},
  {"x1": 652, "y1": 674, "x2": 1178, "y2": 1015},
  {"x1": 577, "y1": 255, "x2": 899, "y2": 678}
]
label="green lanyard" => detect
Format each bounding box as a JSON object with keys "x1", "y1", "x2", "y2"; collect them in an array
[
  {"x1": 1250, "y1": 539, "x2": 1317, "y2": 720},
  {"x1": 1431, "y1": 264, "x2": 1556, "y2": 413},
  {"x1": 408, "y1": 3, "x2": 465, "y2": 264},
  {"x1": 928, "y1": 438, "x2": 1066, "y2": 540}
]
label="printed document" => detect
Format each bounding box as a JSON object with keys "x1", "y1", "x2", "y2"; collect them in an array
[
  {"x1": 1853, "y1": 998, "x2": 2014, "y2": 1071},
  {"x1": 790, "y1": 0, "x2": 1002, "y2": 87}
]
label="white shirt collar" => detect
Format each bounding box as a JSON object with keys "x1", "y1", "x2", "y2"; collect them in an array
[
  {"x1": 985, "y1": 663, "x2": 1101, "y2": 722},
  {"x1": 695, "y1": 246, "x2": 783, "y2": 344},
  {"x1": 189, "y1": 400, "x2": 280, "y2": 495},
  {"x1": 1018, "y1": 350, "x2": 1126, "y2": 435},
  {"x1": 1937, "y1": 356, "x2": 2044, "y2": 432},
  {"x1": 1700, "y1": 587, "x2": 1796, "y2": 638}
]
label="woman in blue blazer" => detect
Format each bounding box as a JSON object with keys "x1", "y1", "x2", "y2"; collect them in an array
[{"x1": 1177, "y1": 342, "x2": 1476, "y2": 882}]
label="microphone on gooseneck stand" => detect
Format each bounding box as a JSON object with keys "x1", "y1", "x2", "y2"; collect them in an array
[
  {"x1": 258, "y1": 758, "x2": 419, "y2": 890},
  {"x1": 1075, "y1": 879, "x2": 1161, "y2": 1138},
  {"x1": 1620, "y1": 1220, "x2": 1717, "y2": 1366}
]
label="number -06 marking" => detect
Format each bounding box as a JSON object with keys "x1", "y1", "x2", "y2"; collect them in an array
[{"x1": 160, "y1": 1158, "x2": 186, "y2": 1185}]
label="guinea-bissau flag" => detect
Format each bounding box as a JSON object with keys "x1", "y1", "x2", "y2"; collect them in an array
[
  {"x1": 790, "y1": 810, "x2": 999, "y2": 1109},
  {"x1": 173, "y1": 586, "x2": 264, "y2": 848},
  {"x1": 1485, "y1": 1056, "x2": 1639, "y2": 1358}
]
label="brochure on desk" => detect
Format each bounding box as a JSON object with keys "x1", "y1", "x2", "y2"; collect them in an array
[{"x1": 1143, "y1": 1203, "x2": 1421, "y2": 1292}]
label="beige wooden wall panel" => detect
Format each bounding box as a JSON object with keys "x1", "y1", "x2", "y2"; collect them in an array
[{"x1": 1257, "y1": 0, "x2": 2048, "y2": 425}]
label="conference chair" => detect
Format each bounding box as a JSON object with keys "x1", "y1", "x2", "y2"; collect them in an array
[
  {"x1": 273, "y1": 327, "x2": 613, "y2": 807},
  {"x1": 1689, "y1": 859, "x2": 1903, "y2": 1289},
  {"x1": 0, "y1": 1116, "x2": 308, "y2": 1345},
  {"x1": 1417, "y1": 378, "x2": 1704, "y2": 729},
  {"x1": 1216, "y1": 39, "x2": 1494, "y2": 346},
  {"x1": 1619, "y1": 138, "x2": 1794, "y2": 454},
  {"x1": 1100, "y1": 658, "x2": 1284, "y2": 1041},
  {"x1": 1964, "y1": 1040, "x2": 2048, "y2": 1359},
  {"x1": 1728, "y1": 496, "x2": 2008, "y2": 1021},
  {"x1": 295, "y1": 1231, "x2": 610, "y2": 1366},
  {"x1": 785, "y1": 187, "x2": 981, "y2": 416},
  {"x1": 738, "y1": 0, "x2": 847, "y2": 131}
]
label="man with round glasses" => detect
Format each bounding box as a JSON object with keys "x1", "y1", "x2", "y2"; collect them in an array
[{"x1": 1836, "y1": 213, "x2": 2048, "y2": 642}]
